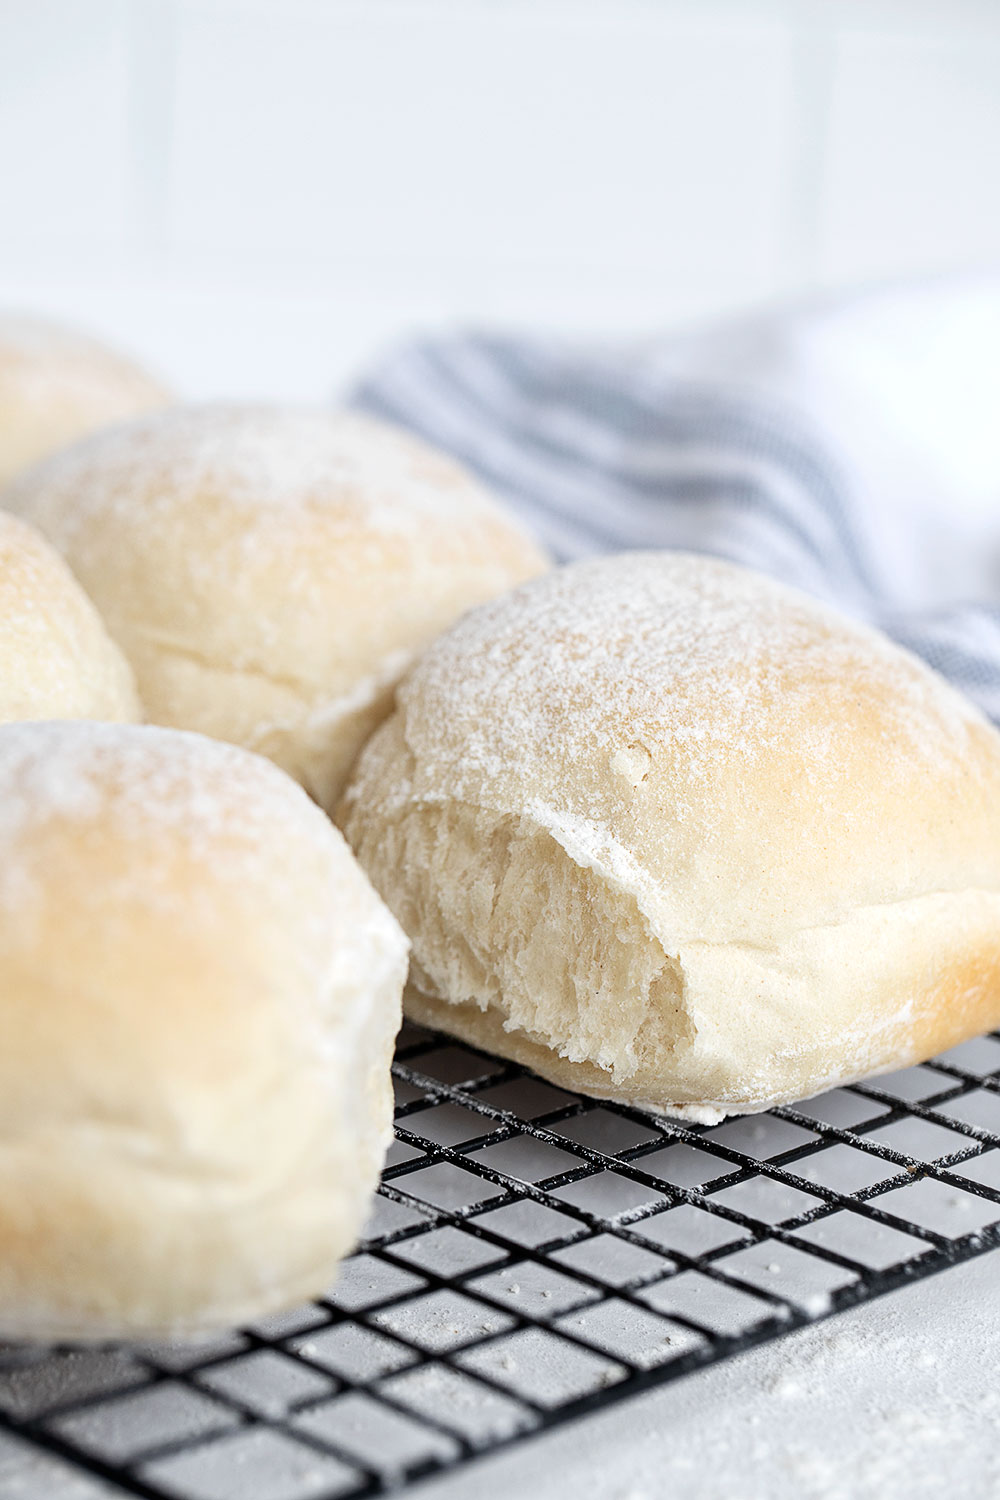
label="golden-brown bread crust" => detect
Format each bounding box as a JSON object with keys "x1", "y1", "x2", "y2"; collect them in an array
[
  {"x1": 341, "y1": 551, "x2": 1000, "y2": 1119},
  {"x1": 0, "y1": 721, "x2": 407, "y2": 1341},
  {"x1": 4, "y1": 404, "x2": 548, "y2": 808}
]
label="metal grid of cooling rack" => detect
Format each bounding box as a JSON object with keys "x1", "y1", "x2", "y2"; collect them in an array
[{"x1": 3, "y1": 1022, "x2": 1000, "y2": 1500}]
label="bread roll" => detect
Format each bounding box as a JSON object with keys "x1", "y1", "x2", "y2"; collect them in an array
[
  {"x1": 0, "y1": 721, "x2": 407, "y2": 1341},
  {"x1": 340, "y1": 551, "x2": 1000, "y2": 1122},
  {"x1": 0, "y1": 510, "x2": 138, "y2": 724},
  {"x1": 3, "y1": 405, "x2": 547, "y2": 809},
  {"x1": 0, "y1": 315, "x2": 168, "y2": 489}
]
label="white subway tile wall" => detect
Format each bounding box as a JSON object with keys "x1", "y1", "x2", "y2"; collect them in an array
[{"x1": 0, "y1": 0, "x2": 997, "y2": 400}]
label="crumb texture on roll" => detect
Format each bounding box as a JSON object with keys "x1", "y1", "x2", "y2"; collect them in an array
[
  {"x1": 0, "y1": 510, "x2": 139, "y2": 724},
  {"x1": 341, "y1": 551, "x2": 1000, "y2": 1121},
  {"x1": 0, "y1": 314, "x2": 168, "y2": 490},
  {"x1": 0, "y1": 721, "x2": 408, "y2": 1342},
  {"x1": 3, "y1": 404, "x2": 548, "y2": 808}
]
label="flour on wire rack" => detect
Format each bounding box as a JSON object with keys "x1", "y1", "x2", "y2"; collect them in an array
[{"x1": 393, "y1": 1254, "x2": 1000, "y2": 1500}]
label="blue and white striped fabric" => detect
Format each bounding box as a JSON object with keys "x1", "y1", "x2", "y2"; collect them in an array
[{"x1": 352, "y1": 286, "x2": 1000, "y2": 724}]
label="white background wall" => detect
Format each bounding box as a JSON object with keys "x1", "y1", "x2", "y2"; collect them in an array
[{"x1": 0, "y1": 0, "x2": 998, "y2": 401}]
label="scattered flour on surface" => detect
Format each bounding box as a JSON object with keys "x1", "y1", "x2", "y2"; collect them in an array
[{"x1": 411, "y1": 1252, "x2": 1000, "y2": 1500}]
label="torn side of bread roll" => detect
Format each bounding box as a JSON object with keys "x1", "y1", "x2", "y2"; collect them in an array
[
  {"x1": 0, "y1": 721, "x2": 407, "y2": 1342},
  {"x1": 340, "y1": 551, "x2": 1000, "y2": 1121}
]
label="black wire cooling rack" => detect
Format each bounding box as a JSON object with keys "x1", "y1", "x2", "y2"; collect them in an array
[{"x1": 4, "y1": 1021, "x2": 1000, "y2": 1499}]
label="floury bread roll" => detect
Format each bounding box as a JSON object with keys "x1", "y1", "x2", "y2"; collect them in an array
[
  {"x1": 0, "y1": 510, "x2": 138, "y2": 724},
  {"x1": 0, "y1": 314, "x2": 168, "y2": 489},
  {"x1": 340, "y1": 551, "x2": 1000, "y2": 1121},
  {"x1": 0, "y1": 722, "x2": 407, "y2": 1341},
  {"x1": 4, "y1": 405, "x2": 547, "y2": 808}
]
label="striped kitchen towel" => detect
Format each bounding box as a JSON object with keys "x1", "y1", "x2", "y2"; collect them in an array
[{"x1": 352, "y1": 274, "x2": 1000, "y2": 723}]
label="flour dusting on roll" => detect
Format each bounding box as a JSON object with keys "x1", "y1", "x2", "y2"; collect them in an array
[
  {"x1": 3, "y1": 405, "x2": 547, "y2": 808},
  {"x1": 340, "y1": 551, "x2": 1000, "y2": 1121},
  {"x1": 0, "y1": 510, "x2": 138, "y2": 725},
  {"x1": 0, "y1": 722, "x2": 407, "y2": 1342}
]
